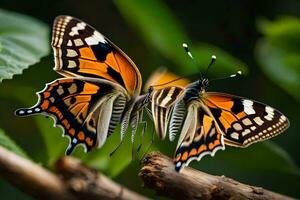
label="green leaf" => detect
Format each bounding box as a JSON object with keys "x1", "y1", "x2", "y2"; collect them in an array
[
  {"x1": 0, "y1": 128, "x2": 28, "y2": 158},
  {"x1": 0, "y1": 9, "x2": 49, "y2": 82},
  {"x1": 114, "y1": 0, "x2": 247, "y2": 75}
]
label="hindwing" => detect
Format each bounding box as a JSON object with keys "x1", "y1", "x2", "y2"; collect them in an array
[
  {"x1": 15, "y1": 78, "x2": 127, "y2": 154},
  {"x1": 173, "y1": 102, "x2": 225, "y2": 172}
]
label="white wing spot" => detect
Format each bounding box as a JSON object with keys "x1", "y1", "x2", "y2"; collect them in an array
[
  {"x1": 67, "y1": 49, "x2": 78, "y2": 57},
  {"x1": 27, "y1": 110, "x2": 33, "y2": 114},
  {"x1": 57, "y1": 86, "x2": 64, "y2": 95},
  {"x1": 265, "y1": 106, "x2": 274, "y2": 113},
  {"x1": 264, "y1": 106, "x2": 274, "y2": 121},
  {"x1": 254, "y1": 116, "x2": 264, "y2": 126},
  {"x1": 209, "y1": 128, "x2": 216, "y2": 137},
  {"x1": 68, "y1": 83, "x2": 78, "y2": 94},
  {"x1": 68, "y1": 60, "x2": 77, "y2": 68},
  {"x1": 72, "y1": 138, "x2": 78, "y2": 144},
  {"x1": 233, "y1": 123, "x2": 242, "y2": 131},
  {"x1": 242, "y1": 129, "x2": 251, "y2": 136},
  {"x1": 243, "y1": 100, "x2": 255, "y2": 115},
  {"x1": 85, "y1": 36, "x2": 99, "y2": 45},
  {"x1": 94, "y1": 31, "x2": 106, "y2": 43},
  {"x1": 264, "y1": 115, "x2": 273, "y2": 121},
  {"x1": 242, "y1": 118, "x2": 252, "y2": 126},
  {"x1": 49, "y1": 97, "x2": 55, "y2": 103},
  {"x1": 69, "y1": 22, "x2": 86, "y2": 36},
  {"x1": 34, "y1": 108, "x2": 41, "y2": 112},
  {"x1": 19, "y1": 110, "x2": 25, "y2": 114},
  {"x1": 230, "y1": 132, "x2": 239, "y2": 140},
  {"x1": 67, "y1": 40, "x2": 72, "y2": 46},
  {"x1": 74, "y1": 39, "x2": 84, "y2": 46}
]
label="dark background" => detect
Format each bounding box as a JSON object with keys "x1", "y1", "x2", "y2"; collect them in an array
[{"x1": 0, "y1": 0, "x2": 300, "y2": 199}]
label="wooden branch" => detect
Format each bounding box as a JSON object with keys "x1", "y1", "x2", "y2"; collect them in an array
[
  {"x1": 55, "y1": 156, "x2": 149, "y2": 200},
  {"x1": 139, "y1": 152, "x2": 295, "y2": 200},
  {"x1": 0, "y1": 146, "x2": 149, "y2": 200}
]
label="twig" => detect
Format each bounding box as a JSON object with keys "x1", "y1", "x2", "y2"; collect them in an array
[
  {"x1": 139, "y1": 152, "x2": 295, "y2": 200},
  {"x1": 0, "y1": 146, "x2": 149, "y2": 200}
]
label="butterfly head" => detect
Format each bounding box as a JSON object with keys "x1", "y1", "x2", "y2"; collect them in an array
[{"x1": 142, "y1": 86, "x2": 154, "y2": 105}]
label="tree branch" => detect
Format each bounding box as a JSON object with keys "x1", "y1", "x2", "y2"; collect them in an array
[
  {"x1": 0, "y1": 146, "x2": 149, "y2": 200},
  {"x1": 139, "y1": 152, "x2": 295, "y2": 200}
]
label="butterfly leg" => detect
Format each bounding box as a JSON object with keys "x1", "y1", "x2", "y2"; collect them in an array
[
  {"x1": 135, "y1": 109, "x2": 147, "y2": 153},
  {"x1": 140, "y1": 124, "x2": 155, "y2": 163},
  {"x1": 130, "y1": 112, "x2": 139, "y2": 160},
  {"x1": 136, "y1": 120, "x2": 147, "y2": 156}
]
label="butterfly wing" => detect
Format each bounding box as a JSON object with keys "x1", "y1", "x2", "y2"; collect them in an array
[
  {"x1": 203, "y1": 92, "x2": 289, "y2": 147},
  {"x1": 15, "y1": 78, "x2": 127, "y2": 154},
  {"x1": 173, "y1": 101, "x2": 225, "y2": 172},
  {"x1": 151, "y1": 86, "x2": 184, "y2": 140},
  {"x1": 52, "y1": 15, "x2": 142, "y2": 96}
]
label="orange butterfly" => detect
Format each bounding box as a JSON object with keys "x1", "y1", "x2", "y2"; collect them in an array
[
  {"x1": 150, "y1": 46, "x2": 290, "y2": 172},
  {"x1": 15, "y1": 16, "x2": 154, "y2": 155}
]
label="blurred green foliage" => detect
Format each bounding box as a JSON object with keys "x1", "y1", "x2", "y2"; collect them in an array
[
  {"x1": 256, "y1": 16, "x2": 300, "y2": 101},
  {"x1": 115, "y1": 0, "x2": 247, "y2": 76},
  {"x1": 0, "y1": 129, "x2": 27, "y2": 158},
  {"x1": 0, "y1": 1, "x2": 299, "y2": 199}
]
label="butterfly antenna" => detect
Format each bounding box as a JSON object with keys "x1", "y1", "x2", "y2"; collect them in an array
[
  {"x1": 182, "y1": 43, "x2": 204, "y2": 80},
  {"x1": 183, "y1": 43, "x2": 194, "y2": 59},
  {"x1": 151, "y1": 77, "x2": 186, "y2": 88},
  {"x1": 210, "y1": 70, "x2": 242, "y2": 82},
  {"x1": 204, "y1": 55, "x2": 217, "y2": 78},
  {"x1": 109, "y1": 141, "x2": 123, "y2": 157}
]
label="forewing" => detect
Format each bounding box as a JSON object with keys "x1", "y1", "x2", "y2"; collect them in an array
[
  {"x1": 203, "y1": 92, "x2": 289, "y2": 147},
  {"x1": 52, "y1": 15, "x2": 142, "y2": 95},
  {"x1": 151, "y1": 86, "x2": 184, "y2": 140},
  {"x1": 15, "y1": 78, "x2": 126, "y2": 154},
  {"x1": 174, "y1": 102, "x2": 225, "y2": 172}
]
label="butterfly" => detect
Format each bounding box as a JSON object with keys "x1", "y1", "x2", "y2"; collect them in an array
[
  {"x1": 15, "y1": 15, "x2": 155, "y2": 155},
  {"x1": 150, "y1": 53, "x2": 290, "y2": 172}
]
